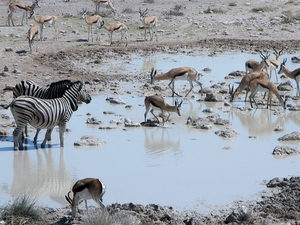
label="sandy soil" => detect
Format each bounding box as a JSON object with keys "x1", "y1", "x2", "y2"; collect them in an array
[{"x1": 1, "y1": 0, "x2": 300, "y2": 224}]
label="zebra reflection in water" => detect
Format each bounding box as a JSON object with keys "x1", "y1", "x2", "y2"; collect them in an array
[{"x1": 9, "y1": 81, "x2": 91, "y2": 150}]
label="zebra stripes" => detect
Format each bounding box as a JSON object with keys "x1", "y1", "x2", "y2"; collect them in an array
[
  {"x1": 10, "y1": 81, "x2": 89, "y2": 150},
  {"x1": 9, "y1": 79, "x2": 91, "y2": 143}
]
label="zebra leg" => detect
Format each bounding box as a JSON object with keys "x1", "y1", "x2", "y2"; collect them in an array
[
  {"x1": 41, "y1": 128, "x2": 53, "y2": 148},
  {"x1": 13, "y1": 127, "x2": 24, "y2": 150},
  {"x1": 33, "y1": 129, "x2": 39, "y2": 144},
  {"x1": 24, "y1": 125, "x2": 29, "y2": 137},
  {"x1": 58, "y1": 124, "x2": 66, "y2": 148}
]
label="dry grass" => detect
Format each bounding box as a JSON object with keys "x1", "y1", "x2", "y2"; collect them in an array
[
  {"x1": 204, "y1": 6, "x2": 227, "y2": 14},
  {"x1": 281, "y1": 10, "x2": 300, "y2": 23},
  {"x1": 228, "y1": 2, "x2": 237, "y2": 7},
  {"x1": 1, "y1": 195, "x2": 44, "y2": 224},
  {"x1": 251, "y1": 6, "x2": 274, "y2": 13},
  {"x1": 163, "y1": 5, "x2": 184, "y2": 16}
]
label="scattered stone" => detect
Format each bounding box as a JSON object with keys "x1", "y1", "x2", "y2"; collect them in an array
[
  {"x1": 277, "y1": 81, "x2": 293, "y2": 91},
  {"x1": 274, "y1": 126, "x2": 284, "y2": 131},
  {"x1": 106, "y1": 97, "x2": 126, "y2": 104},
  {"x1": 5, "y1": 47, "x2": 13, "y2": 52},
  {"x1": 202, "y1": 67, "x2": 212, "y2": 72},
  {"x1": 204, "y1": 93, "x2": 223, "y2": 102},
  {"x1": 103, "y1": 111, "x2": 115, "y2": 114},
  {"x1": 228, "y1": 70, "x2": 245, "y2": 77},
  {"x1": 0, "y1": 129, "x2": 7, "y2": 137},
  {"x1": 266, "y1": 177, "x2": 287, "y2": 188},
  {"x1": 278, "y1": 131, "x2": 300, "y2": 141},
  {"x1": 225, "y1": 206, "x2": 251, "y2": 224},
  {"x1": 202, "y1": 107, "x2": 213, "y2": 113},
  {"x1": 288, "y1": 105, "x2": 300, "y2": 111},
  {"x1": 214, "y1": 118, "x2": 230, "y2": 126},
  {"x1": 3, "y1": 66, "x2": 8, "y2": 72},
  {"x1": 140, "y1": 120, "x2": 158, "y2": 127},
  {"x1": 13, "y1": 69, "x2": 21, "y2": 74},
  {"x1": 125, "y1": 122, "x2": 141, "y2": 127},
  {"x1": 224, "y1": 101, "x2": 231, "y2": 106},
  {"x1": 272, "y1": 146, "x2": 299, "y2": 156},
  {"x1": 215, "y1": 128, "x2": 238, "y2": 138},
  {"x1": 86, "y1": 117, "x2": 102, "y2": 125},
  {"x1": 0, "y1": 72, "x2": 9, "y2": 77},
  {"x1": 98, "y1": 126, "x2": 116, "y2": 129},
  {"x1": 74, "y1": 135, "x2": 106, "y2": 146},
  {"x1": 196, "y1": 124, "x2": 212, "y2": 129}
]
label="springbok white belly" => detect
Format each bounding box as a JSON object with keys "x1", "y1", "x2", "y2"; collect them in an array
[
  {"x1": 174, "y1": 73, "x2": 189, "y2": 81},
  {"x1": 77, "y1": 188, "x2": 94, "y2": 201}
]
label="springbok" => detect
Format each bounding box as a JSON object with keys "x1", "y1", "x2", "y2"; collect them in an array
[
  {"x1": 266, "y1": 47, "x2": 284, "y2": 82},
  {"x1": 29, "y1": 13, "x2": 58, "y2": 41},
  {"x1": 27, "y1": 24, "x2": 38, "y2": 53},
  {"x1": 150, "y1": 67, "x2": 203, "y2": 97},
  {"x1": 99, "y1": 20, "x2": 128, "y2": 46},
  {"x1": 278, "y1": 58, "x2": 300, "y2": 96},
  {"x1": 139, "y1": 8, "x2": 158, "y2": 41},
  {"x1": 7, "y1": 0, "x2": 40, "y2": 26},
  {"x1": 65, "y1": 178, "x2": 106, "y2": 218},
  {"x1": 81, "y1": 8, "x2": 102, "y2": 42},
  {"x1": 248, "y1": 79, "x2": 287, "y2": 110},
  {"x1": 144, "y1": 95, "x2": 183, "y2": 125},
  {"x1": 245, "y1": 51, "x2": 269, "y2": 74},
  {"x1": 230, "y1": 52, "x2": 270, "y2": 102},
  {"x1": 92, "y1": 0, "x2": 116, "y2": 15}
]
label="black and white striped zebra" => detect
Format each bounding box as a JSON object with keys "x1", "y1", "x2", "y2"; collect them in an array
[
  {"x1": 7, "y1": 79, "x2": 91, "y2": 143},
  {"x1": 10, "y1": 81, "x2": 89, "y2": 150}
]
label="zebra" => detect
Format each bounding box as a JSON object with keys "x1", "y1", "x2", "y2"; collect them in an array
[
  {"x1": 6, "y1": 79, "x2": 91, "y2": 143},
  {"x1": 9, "y1": 81, "x2": 89, "y2": 150}
]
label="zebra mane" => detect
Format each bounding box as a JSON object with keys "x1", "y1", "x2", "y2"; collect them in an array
[
  {"x1": 48, "y1": 80, "x2": 72, "y2": 89},
  {"x1": 47, "y1": 80, "x2": 73, "y2": 98}
]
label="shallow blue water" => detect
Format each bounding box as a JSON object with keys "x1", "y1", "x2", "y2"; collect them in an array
[{"x1": 0, "y1": 52, "x2": 299, "y2": 212}]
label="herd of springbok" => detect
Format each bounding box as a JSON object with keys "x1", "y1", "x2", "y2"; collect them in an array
[
  {"x1": 7, "y1": 0, "x2": 158, "y2": 51},
  {"x1": 6, "y1": 0, "x2": 300, "y2": 219}
]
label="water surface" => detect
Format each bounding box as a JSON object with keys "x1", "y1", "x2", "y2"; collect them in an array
[{"x1": 0, "y1": 52, "x2": 300, "y2": 212}]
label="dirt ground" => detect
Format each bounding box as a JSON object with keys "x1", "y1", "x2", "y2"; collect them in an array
[{"x1": 1, "y1": 0, "x2": 300, "y2": 224}]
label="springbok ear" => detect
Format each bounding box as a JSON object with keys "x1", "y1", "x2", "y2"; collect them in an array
[{"x1": 65, "y1": 191, "x2": 73, "y2": 205}]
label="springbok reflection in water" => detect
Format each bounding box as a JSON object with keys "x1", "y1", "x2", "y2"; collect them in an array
[
  {"x1": 144, "y1": 127, "x2": 181, "y2": 156},
  {"x1": 7, "y1": 148, "x2": 73, "y2": 205},
  {"x1": 141, "y1": 55, "x2": 157, "y2": 72},
  {"x1": 233, "y1": 108, "x2": 286, "y2": 137}
]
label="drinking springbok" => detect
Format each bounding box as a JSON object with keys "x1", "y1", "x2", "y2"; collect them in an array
[
  {"x1": 65, "y1": 178, "x2": 106, "y2": 218},
  {"x1": 144, "y1": 95, "x2": 183, "y2": 125}
]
